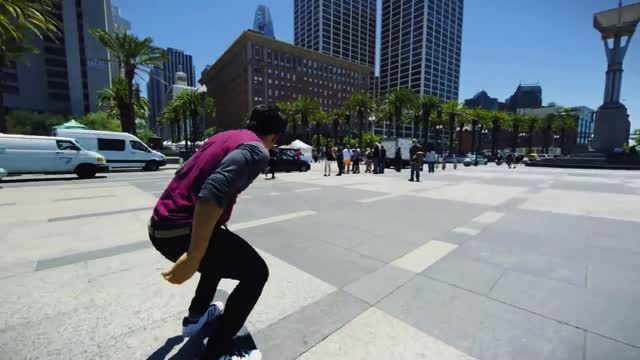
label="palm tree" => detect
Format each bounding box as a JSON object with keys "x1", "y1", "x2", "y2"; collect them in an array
[
  {"x1": 383, "y1": 88, "x2": 417, "y2": 145},
  {"x1": 98, "y1": 78, "x2": 149, "y2": 125},
  {"x1": 292, "y1": 97, "x2": 320, "y2": 143},
  {"x1": 159, "y1": 101, "x2": 182, "y2": 143},
  {"x1": 467, "y1": 107, "x2": 487, "y2": 156},
  {"x1": 490, "y1": 111, "x2": 507, "y2": 156},
  {"x1": 539, "y1": 113, "x2": 557, "y2": 154},
  {"x1": 173, "y1": 90, "x2": 215, "y2": 149},
  {"x1": 476, "y1": 109, "x2": 492, "y2": 158},
  {"x1": 276, "y1": 101, "x2": 299, "y2": 141},
  {"x1": 416, "y1": 95, "x2": 441, "y2": 150},
  {"x1": 555, "y1": 108, "x2": 577, "y2": 155},
  {"x1": 1, "y1": 0, "x2": 61, "y2": 132},
  {"x1": 442, "y1": 100, "x2": 464, "y2": 154},
  {"x1": 345, "y1": 90, "x2": 375, "y2": 148},
  {"x1": 507, "y1": 112, "x2": 527, "y2": 153},
  {"x1": 327, "y1": 110, "x2": 346, "y2": 145},
  {"x1": 92, "y1": 29, "x2": 165, "y2": 135},
  {"x1": 310, "y1": 110, "x2": 328, "y2": 156},
  {"x1": 524, "y1": 114, "x2": 541, "y2": 154}
]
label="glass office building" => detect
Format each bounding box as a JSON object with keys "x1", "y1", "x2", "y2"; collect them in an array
[
  {"x1": 294, "y1": 0, "x2": 376, "y2": 67},
  {"x1": 379, "y1": 0, "x2": 463, "y2": 100}
]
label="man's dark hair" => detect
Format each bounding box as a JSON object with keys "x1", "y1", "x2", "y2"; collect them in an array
[{"x1": 246, "y1": 105, "x2": 288, "y2": 136}]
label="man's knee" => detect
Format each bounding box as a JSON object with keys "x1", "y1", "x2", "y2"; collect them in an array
[{"x1": 253, "y1": 256, "x2": 269, "y2": 285}]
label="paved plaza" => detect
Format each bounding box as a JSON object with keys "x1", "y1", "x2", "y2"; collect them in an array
[{"x1": 1, "y1": 164, "x2": 640, "y2": 359}]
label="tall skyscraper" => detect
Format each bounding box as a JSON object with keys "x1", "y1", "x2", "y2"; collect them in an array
[
  {"x1": 253, "y1": 5, "x2": 275, "y2": 38},
  {"x1": 146, "y1": 48, "x2": 195, "y2": 136},
  {"x1": 146, "y1": 66, "x2": 164, "y2": 133},
  {"x1": 2, "y1": 0, "x2": 117, "y2": 116},
  {"x1": 112, "y1": 5, "x2": 131, "y2": 32},
  {"x1": 379, "y1": 0, "x2": 463, "y2": 101},
  {"x1": 294, "y1": 0, "x2": 376, "y2": 67}
]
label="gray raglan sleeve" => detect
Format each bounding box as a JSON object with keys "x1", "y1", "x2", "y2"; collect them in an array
[{"x1": 197, "y1": 142, "x2": 270, "y2": 208}]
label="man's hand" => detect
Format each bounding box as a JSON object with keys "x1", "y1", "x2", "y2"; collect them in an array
[{"x1": 161, "y1": 253, "x2": 199, "y2": 284}]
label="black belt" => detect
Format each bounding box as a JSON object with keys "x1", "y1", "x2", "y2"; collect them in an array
[{"x1": 148, "y1": 219, "x2": 191, "y2": 239}]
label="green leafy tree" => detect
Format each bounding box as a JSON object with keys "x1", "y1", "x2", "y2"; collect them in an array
[
  {"x1": 555, "y1": 108, "x2": 577, "y2": 155},
  {"x1": 489, "y1": 111, "x2": 508, "y2": 156},
  {"x1": 0, "y1": 0, "x2": 61, "y2": 132},
  {"x1": 383, "y1": 88, "x2": 417, "y2": 144},
  {"x1": 292, "y1": 97, "x2": 321, "y2": 143},
  {"x1": 467, "y1": 107, "x2": 487, "y2": 155},
  {"x1": 361, "y1": 131, "x2": 381, "y2": 149},
  {"x1": 506, "y1": 112, "x2": 527, "y2": 152},
  {"x1": 276, "y1": 101, "x2": 300, "y2": 139},
  {"x1": 174, "y1": 89, "x2": 215, "y2": 149},
  {"x1": 345, "y1": 90, "x2": 375, "y2": 148},
  {"x1": 203, "y1": 126, "x2": 218, "y2": 138},
  {"x1": 136, "y1": 120, "x2": 155, "y2": 143},
  {"x1": 79, "y1": 112, "x2": 121, "y2": 132},
  {"x1": 442, "y1": 100, "x2": 464, "y2": 154},
  {"x1": 524, "y1": 114, "x2": 541, "y2": 154},
  {"x1": 98, "y1": 78, "x2": 149, "y2": 126},
  {"x1": 539, "y1": 113, "x2": 557, "y2": 154},
  {"x1": 416, "y1": 95, "x2": 441, "y2": 149},
  {"x1": 5, "y1": 110, "x2": 65, "y2": 135},
  {"x1": 327, "y1": 109, "x2": 346, "y2": 144},
  {"x1": 92, "y1": 29, "x2": 165, "y2": 135},
  {"x1": 632, "y1": 128, "x2": 640, "y2": 147},
  {"x1": 158, "y1": 100, "x2": 182, "y2": 143}
]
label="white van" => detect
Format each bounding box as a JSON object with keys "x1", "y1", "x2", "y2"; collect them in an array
[
  {"x1": 0, "y1": 134, "x2": 109, "y2": 179},
  {"x1": 54, "y1": 129, "x2": 166, "y2": 171}
]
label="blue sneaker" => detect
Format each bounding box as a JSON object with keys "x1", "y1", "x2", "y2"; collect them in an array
[{"x1": 182, "y1": 302, "x2": 224, "y2": 337}]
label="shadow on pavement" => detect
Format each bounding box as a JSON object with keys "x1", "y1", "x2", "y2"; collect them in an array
[
  {"x1": 147, "y1": 325, "x2": 257, "y2": 360},
  {"x1": 0, "y1": 176, "x2": 107, "y2": 184}
]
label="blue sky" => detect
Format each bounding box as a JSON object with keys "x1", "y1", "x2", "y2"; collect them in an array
[{"x1": 114, "y1": 0, "x2": 640, "y2": 130}]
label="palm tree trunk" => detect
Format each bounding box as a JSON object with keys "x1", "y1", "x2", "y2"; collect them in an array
[
  {"x1": 333, "y1": 119, "x2": 339, "y2": 145},
  {"x1": 471, "y1": 120, "x2": 478, "y2": 155},
  {"x1": 545, "y1": 126, "x2": 551, "y2": 153},
  {"x1": 457, "y1": 123, "x2": 464, "y2": 154},
  {"x1": 393, "y1": 111, "x2": 399, "y2": 145},
  {"x1": 358, "y1": 111, "x2": 364, "y2": 148},
  {"x1": 0, "y1": 67, "x2": 6, "y2": 133},
  {"x1": 448, "y1": 115, "x2": 455, "y2": 154},
  {"x1": 512, "y1": 125, "x2": 519, "y2": 152},
  {"x1": 560, "y1": 129, "x2": 566, "y2": 155},
  {"x1": 528, "y1": 131, "x2": 534, "y2": 154},
  {"x1": 125, "y1": 67, "x2": 137, "y2": 136},
  {"x1": 479, "y1": 125, "x2": 485, "y2": 155},
  {"x1": 183, "y1": 117, "x2": 189, "y2": 151},
  {"x1": 422, "y1": 108, "x2": 431, "y2": 150},
  {"x1": 491, "y1": 120, "x2": 498, "y2": 156}
]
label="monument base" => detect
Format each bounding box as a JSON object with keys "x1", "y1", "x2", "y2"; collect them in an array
[{"x1": 591, "y1": 104, "x2": 631, "y2": 152}]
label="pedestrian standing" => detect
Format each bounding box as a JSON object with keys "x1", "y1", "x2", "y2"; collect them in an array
[
  {"x1": 365, "y1": 148, "x2": 373, "y2": 173},
  {"x1": 336, "y1": 146, "x2": 344, "y2": 176},
  {"x1": 409, "y1": 140, "x2": 424, "y2": 182},
  {"x1": 380, "y1": 145, "x2": 387, "y2": 174},
  {"x1": 372, "y1": 144, "x2": 380, "y2": 174},
  {"x1": 324, "y1": 147, "x2": 335, "y2": 176},
  {"x1": 426, "y1": 149, "x2": 436, "y2": 173},
  {"x1": 453, "y1": 155, "x2": 458, "y2": 170},
  {"x1": 342, "y1": 147, "x2": 352, "y2": 174},
  {"x1": 442, "y1": 152, "x2": 447, "y2": 171},
  {"x1": 353, "y1": 148, "x2": 362, "y2": 174},
  {"x1": 148, "y1": 105, "x2": 287, "y2": 360},
  {"x1": 267, "y1": 147, "x2": 277, "y2": 179},
  {"x1": 394, "y1": 146, "x2": 402, "y2": 172}
]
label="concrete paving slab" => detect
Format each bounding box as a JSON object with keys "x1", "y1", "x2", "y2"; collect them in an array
[
  {"x1": 422, "y1": 254, "x2": 505, "y2": 295},
  {"x1": 417, "y1": 183, "x2": 529, "y2": 206},
  {"x1": 520, "y1": 189, "x2": 640, "y2": 223},
  {"x1": 391, "y1": 240, "x2": 457, "y2": 273},
  {"x1": 378, "y1": 276, "x2": 585, "y2": 360},
  {"x1": 298, "y1": 307, "x2": 478, "y2": 360},
  {"x1": 489, "y1": 271, "x2": 640, "y2": 347},
  {"x1": 344, "y1": 264, "x2": 416, "y2": 304},
  {"x1": 586, "y1": 332, "x2": 640, "y2": 360},
  {"x1": 254, "y1": 290, "x2": 368, "y2": 360}
]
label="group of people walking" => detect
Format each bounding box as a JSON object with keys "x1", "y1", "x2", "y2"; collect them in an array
[{"x1": 323, "y1": 144, "x2": 388, "y2": 176}]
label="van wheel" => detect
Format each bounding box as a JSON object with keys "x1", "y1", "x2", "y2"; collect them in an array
[
  {"x1": 76, "y1": 165, "x2": 97, "y2": 179},
  {"x1": 144, "y1": 160, "x2": 159, "y2": 171}
]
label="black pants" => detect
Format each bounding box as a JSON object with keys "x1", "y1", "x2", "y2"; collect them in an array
[
  {"x1": 150, "y1": 225, "x2": 269, "y2": 347},
  {"x1": 337, "y1": 159, "x2": 343, "y2": 174},
  {"x1": 428, "y1": 162, "x2": 435, "y2": 173},
  {"x1": 353, "y1": 160, "x2": 360, "y2": 173},
  {"x1": 410, "y1": 163, "x2": 421, "y2": 181}
]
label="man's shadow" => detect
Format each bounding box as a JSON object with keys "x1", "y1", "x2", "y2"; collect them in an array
[{"x1": 147, "y1": 291, "x2": 258, "y2": 360}]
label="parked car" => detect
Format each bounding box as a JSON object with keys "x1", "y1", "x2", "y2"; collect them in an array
[
  {"x1": 0, "y1": 134, "x2": 108, "y2": 178},
  {"x1": 271, "y1": 148, "x2": 310, "y2": 172},
  {"x1": 54, "y1": 129, "x2": 166, "y2": 171}
]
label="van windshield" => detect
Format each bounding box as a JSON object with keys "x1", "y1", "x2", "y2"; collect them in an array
[{"x1": 56, "y1": 140, "x2": 82, "y2": 151}]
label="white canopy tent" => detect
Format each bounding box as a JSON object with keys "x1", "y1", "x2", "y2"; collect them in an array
[{"x1": 283, "y1": 139, "x2": 314, "y2": 163}]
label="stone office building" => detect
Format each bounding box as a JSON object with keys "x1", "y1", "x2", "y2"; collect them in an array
[{"x1": 200, "y1": 30, "x2": 372, "y2": 130}]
